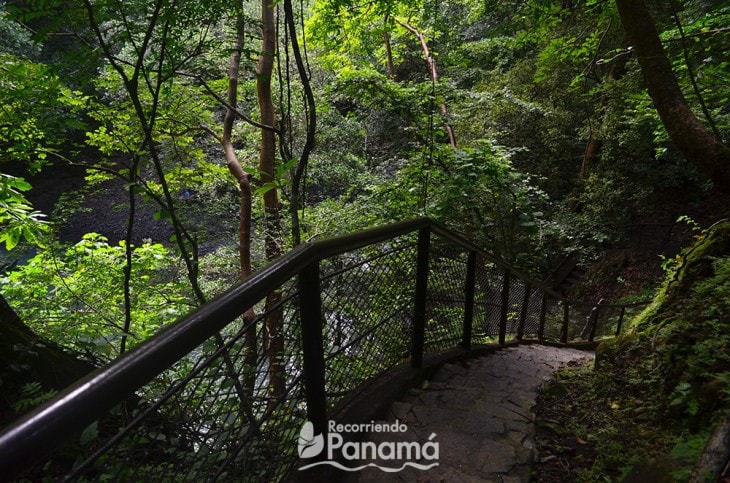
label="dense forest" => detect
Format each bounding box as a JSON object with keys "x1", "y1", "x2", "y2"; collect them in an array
[{"x1": 0, "y1": 0, "x2": 729, "y2": 479}]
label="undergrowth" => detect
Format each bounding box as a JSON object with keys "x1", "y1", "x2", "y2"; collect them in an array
[
  {"x1": 535, "y1": 357, "x2": 675, "y2": 481},
  {"x1": 535, "y1": 220, "x2": 730, "y2": 482}
]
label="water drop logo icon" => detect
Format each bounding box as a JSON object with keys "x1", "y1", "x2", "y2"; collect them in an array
[{"x1": 298, "y1": 421, "x2": 324, "y2": 459}]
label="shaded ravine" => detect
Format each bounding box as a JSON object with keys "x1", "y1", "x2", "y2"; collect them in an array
[
  {"x1": 13, "y1": 161, "x2": 239, "y2": 255},
  {"x1": 351, "y1": 345, "x2": 594, "y2": 482}
]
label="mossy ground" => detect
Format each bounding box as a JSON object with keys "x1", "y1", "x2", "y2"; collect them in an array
[
  {"x1": 533, "y1": 359, "x2": 677, "y2": 481},
  {"x1": 534, "y1": 221, "x2": 730, "y2": 482}
]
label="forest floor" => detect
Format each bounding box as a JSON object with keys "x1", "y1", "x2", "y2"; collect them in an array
[
  {"x1": 531, "y1": 360, "x2": 678, "y2": 482},
  {"x1": 20, "y1": 161, "x2": 175, "y2": 245}
]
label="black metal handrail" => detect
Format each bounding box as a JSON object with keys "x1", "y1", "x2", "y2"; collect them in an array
[{"x1": 0, "y1": 217, "x2": 648, "y2": 481}]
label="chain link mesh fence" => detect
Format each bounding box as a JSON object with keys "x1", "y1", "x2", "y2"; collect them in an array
[
  {"x1": 319, "y1": 237, "x2": 417, "y2": 408},
  {"x1": 424, "y1": 242, "x2": 469, "y2": 354},
  {"x1": 472, "y1": 259, "x2": 504, "y2": 342},
  {"x1": 2, "y1": 221, "x2": 648, "y2": 481},
  {"x1": 590, "y1": 303, "x2": 647, "y2": 340},
  {"x1": 56, "y1": 282, "x2": 306, "y2": 482}
]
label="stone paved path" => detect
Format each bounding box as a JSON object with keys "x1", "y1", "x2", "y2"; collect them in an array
[{"x1": 352, "y1": 344, "x2": 594, "y2": 482}]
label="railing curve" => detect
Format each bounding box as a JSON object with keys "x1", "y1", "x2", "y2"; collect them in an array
[{"x1": 0, "y1": 217, "x2": 648, "y2": 481}]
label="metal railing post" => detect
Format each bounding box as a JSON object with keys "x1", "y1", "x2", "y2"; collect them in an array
[
  {"x1": 538, "y1": 291, "x2": 548, "y2": 341},
  {"x1": 298, "y1": 261, "x2": 328, "y2": 444},
  {"x1": 461, "y1": 251, "x2": 477, "y2": 350},
  {"x1": 615, "y1": 306, "x2": 627, "y2": 336},
  {"x1": 516, "y1": 282, "x2": 531, "y2": 341},
  {"x1": 587, "y1": 301, "x2": 603, "y2": 342},
  {"x1": 411, "y1": 227, "x2": 431, "y2": 368},
  {"x1": 499, "y1": 269, "x2": 510, "y2": 346},
  {"x1": 561, "y1": 301, "x2": 570, "y2": 343}
]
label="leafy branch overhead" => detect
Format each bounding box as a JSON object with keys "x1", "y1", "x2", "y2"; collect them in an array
[{"x1": 0, "y1": 174, "x2": 49, "y2": 250}]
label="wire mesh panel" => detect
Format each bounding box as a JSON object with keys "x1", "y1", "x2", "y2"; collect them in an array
[
  {"x1": 590, "y1": 305, "x2": 618, "y2": 339},
  {"x1": 471, "y1": 260, "x2": 504, "y2": 343},
  {"x1": 592, "y1": 304, "x2": 647, "y2": 339},
  {"x1": 319, "y1": 238, "x2": 417, "y2": 409},
  {"x1": 520, "y1": 286, "x2": 542, "y2": 338},
  {"x1": 564, "y1": 302, "x2": 592, "y2": 341},
  {"x1": 54, "y1": 282, "x2": 307, "y2": 482},
  {"x1": 540, "y1": 295, "x2": 566, "y2": 342},
  {"x1": 423, "y1": 243, "x2": 469, "y2": 354},
  {"x1": 504, "y1": 276, "x2": 528, "y2": 336}
]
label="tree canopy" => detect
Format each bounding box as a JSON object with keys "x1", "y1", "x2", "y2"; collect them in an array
[
  {"x1": 0, "y1": 0, "x2": 728, "y2": 453},
  {"x1": 0, "y1": 0, "x2": 728, "y2": 480}
]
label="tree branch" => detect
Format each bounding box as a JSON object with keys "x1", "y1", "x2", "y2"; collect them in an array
[{"x1": 177, "y1": 72, "x2": 281, "y2": 134}]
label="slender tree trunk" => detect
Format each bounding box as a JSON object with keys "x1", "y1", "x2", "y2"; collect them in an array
[
  {"x1": 579, "y1": 61, "x2": 627, "y2": 180},
  {"x1": 119, "y1": 156, "x2": 139, "y2": 355},
  {"x1": 258, "y1": 1, "x2": 280, "y2": 258},
  {"x1": 285, "y1": 0, "x2": 317, "y2": 246},
  {"x1": 578, "y1": 137, "x2": 602, "y2": 180},
  {"x1": 258, "y1": 0, "x2": 286, "y2": 402},
  {"x1": 615, "y1": 0, "x2": 730, "y2": 192},
  {"x1": 383, "y1": 15, "x2": 395, "y2": 79},
  {"x1": 396, "y1": 19, "x2": 456, "y2": 148},
  {"x1": 224, "y1": 6, "x2": 258, "y2": 394}
]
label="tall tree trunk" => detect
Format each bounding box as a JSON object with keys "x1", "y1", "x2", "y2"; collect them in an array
[
  {"x1": 285, "y1": 0, "x2": 317, "y2": 247},
  {"x1": 224, "y1": 6, "x2": 258, "y2": 395},
  {"x1": 258, "y1": 0, "x2": 286, "y2": 402},
  {"x1": 579, "y1": 61, "x2": 627, "y2": 180},
  {"x1": 615, "y1": 0, "x2": 730, "y2": 192}
]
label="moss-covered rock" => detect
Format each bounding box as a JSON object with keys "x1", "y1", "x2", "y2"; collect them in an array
[{"x1": 597, "y1": 220, "x2": 730, "y2": 426}]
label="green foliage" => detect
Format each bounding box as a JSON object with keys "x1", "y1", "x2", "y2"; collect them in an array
[
  {"x1": 432, "y1": 144, "x2": 547, "y2": 261},
  {"x1": 661, "y1": 3, "x2": 730, "y2": 140},
  {"x1": 306, "y1": 0, "x2": 420, "y2": 72},
  {"x1": 659, "y1": 254, "x2": 730, "y2": 420},
  {"x1": 304, "y1": 104, "x2": 368, "y2": 201},
  {"x1": 0, "y1": 174, "x2": 50, "y2": 250},
  {"x1": 11, "y1": 382, "x2": 58, "y2": 414},
  {"x1": 670, "y1": 433, "x2": 709, "y2": 481},
  {"x1": 79, "y1": 421, "x2": 99, "y2": 447},
  {"x1": 454, "y1": 36, "x2": 524, "y2": 82},
  {"x1": 0, "y1": 1, "x2": 728, "y2": 479},
  {"x1": 0, "y1": 9, "x2": 40, "y2": 58},
  {"x1": 358, "y1": 142, "x2": 548, "y2": 265},
  {"x1": 1, "y1": 235, "x2": 192, "y2": 361},
  {"x1": 0, "y1": 52, "x2": 84, "y2": 168}
]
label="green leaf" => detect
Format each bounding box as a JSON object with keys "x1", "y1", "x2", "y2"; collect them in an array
[
  {"x1": 2, "y1": 229, "x2": 21, "y2": 251},
  {"x1": 153, "y1": 209, "x2": 171, "y2": 221},
  {"x1": 80, "y1": 421, "x2": 99, "y2": 446},
  {"x1": 255, "y1": 182, "x2": 278, "y2": 196},
  {"x1": 12, "y1": 178, "x2": 32, "y2": 191}
]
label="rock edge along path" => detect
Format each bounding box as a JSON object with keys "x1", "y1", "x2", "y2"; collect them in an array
[{"x1": 353, "y1": 344, "x2": 594, "y2": 482}]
